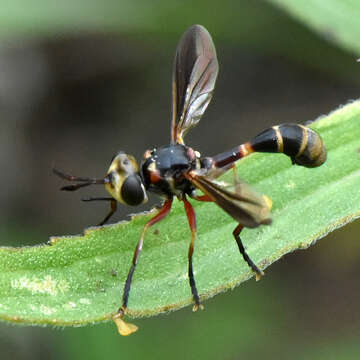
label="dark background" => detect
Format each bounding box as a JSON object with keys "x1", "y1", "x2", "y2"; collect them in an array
[{"x1": 0, "y1": 1, "x2": 359, "y2": 359}]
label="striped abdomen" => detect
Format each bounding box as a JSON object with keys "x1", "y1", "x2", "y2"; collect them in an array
[{"x1": 250, "y1": 124, "x2": 326, "y2": 168}]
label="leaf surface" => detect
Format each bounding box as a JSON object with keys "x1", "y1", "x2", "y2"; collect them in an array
[
  {"x1": 269, "y1": 0, "x2": 360, "y2": 54},
  {"x1": 0, "y1": 100, "x2": 359, "y2": 326}
]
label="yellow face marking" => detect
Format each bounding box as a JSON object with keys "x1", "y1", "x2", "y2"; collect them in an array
[
  {"x1": 105, "y1": 172, "x2": 125, "y2": 203},
  {"x1": 105, "y1": 153, "x2": 141, "y2": 204}
]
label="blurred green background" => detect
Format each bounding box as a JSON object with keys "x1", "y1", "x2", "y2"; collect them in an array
[{"x1": 0, "y1": 0, "x2": 359, "y2": 359}]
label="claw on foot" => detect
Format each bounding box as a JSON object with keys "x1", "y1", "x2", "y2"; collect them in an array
[
  {"x1": 192, "y1": 303, "x2": 204, "y2": 312},
  {"x1": 112, "y1": 311, "x2": 138, "y2": 336},
  {"x1": 255, "y1": 270, "x2": 265, "y2": 281}
]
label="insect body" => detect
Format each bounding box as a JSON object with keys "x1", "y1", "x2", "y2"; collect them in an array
[
  {"x1": 142, "y1": 144, "x2": 200, "y2": 198},
  {"x1": 54, "y1": 25, "x2": 326, "y2": 335}
]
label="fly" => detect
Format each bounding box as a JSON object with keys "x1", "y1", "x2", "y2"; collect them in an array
[{"x1": 54, "y1": 24, "x2": 326, "y2": 335}]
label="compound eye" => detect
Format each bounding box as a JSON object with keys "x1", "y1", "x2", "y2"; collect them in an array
[{"x1": 121, "y1": 175, "x2": 147, "y2": 206}]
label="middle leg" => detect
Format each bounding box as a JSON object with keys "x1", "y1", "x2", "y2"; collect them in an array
[{"x1": 183, "y1": 196, "x2": 203, "y2": 311}]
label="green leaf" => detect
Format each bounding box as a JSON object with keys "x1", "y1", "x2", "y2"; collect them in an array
[
  {"x1": 268, "y1": 0, "x2": 360, "y2": 55},
  {"x1": 0, "y1": 100, "x2": 359, "y2": 330}
]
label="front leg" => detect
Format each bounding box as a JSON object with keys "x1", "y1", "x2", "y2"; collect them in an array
[
  {"x1": 81, "y1": 197, "x2": 117, "y2": 225},
  {"x1": 112, "y1": 198, "x2": 173, "y2": 335}
]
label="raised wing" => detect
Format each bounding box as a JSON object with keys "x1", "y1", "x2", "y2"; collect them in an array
[
  {"x1": 186, "y1": 172, "x2": 272, "y2": 228},
  {"x1": 171, "y1": 24, "x2": 219, "y2": 144}
]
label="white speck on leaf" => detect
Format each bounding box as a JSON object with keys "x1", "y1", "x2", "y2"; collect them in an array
[
  {"x1": 285, "y1": 180, "x2": 296, "y2": 189},
  {"x1": 63, "y1": 301, "x2": 77, "y2": 310},
  {"x1": 79, "y1": 298, "x2": 91, "y2": 305},
  {"x1": 40, "y1": 305, "x2": 57, "y2": 315},
  {"x1": 11, "y1": 276, "x2": 70, "y2": 296}
]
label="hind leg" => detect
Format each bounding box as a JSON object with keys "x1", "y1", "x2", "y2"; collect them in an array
[{"x1": 233, "y1": 224, "x2": 264, "y2": 281}]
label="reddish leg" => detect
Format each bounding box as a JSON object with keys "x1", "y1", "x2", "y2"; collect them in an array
[
  {"x1": 193, "y1": 193, "x2": 263, "y2": 281},
  {"x1": 113, "y1": 198, "x2": 173, "y2": 335},
  {"x1": 191, "y1": 178, "x2": 263, "y2": 281},
  {"x1": 183, "y1": 196, "x2": 203, "y2": 311},
  {"x1": 190, "y1": 194, "x2": 213, "y2": 202}
]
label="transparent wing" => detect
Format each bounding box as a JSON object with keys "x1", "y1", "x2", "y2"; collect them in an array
[
  {"x1": 187, "y1": 172, "x2": 272, "y2": 228},
  {"x1": 171, "y1": 24, "x2": 219, "y2": 144}
]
